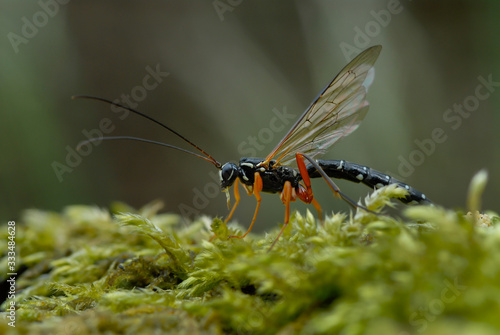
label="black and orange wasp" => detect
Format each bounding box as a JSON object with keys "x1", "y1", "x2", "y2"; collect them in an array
[{"x1": 74, "y1": 45, "x2": 430, "y2": 250}]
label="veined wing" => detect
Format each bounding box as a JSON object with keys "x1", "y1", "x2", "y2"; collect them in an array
[{"x1": 263, "y1": 45, "x2": 382, "y2": 167}]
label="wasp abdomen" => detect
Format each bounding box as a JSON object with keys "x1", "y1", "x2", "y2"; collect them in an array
[{"x1": 307, "y1": 159, "x2": 430, "y2": 204}]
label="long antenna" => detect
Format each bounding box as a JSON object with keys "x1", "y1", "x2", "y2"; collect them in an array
[
  {"x1": 77, "y1": 136, "x2": 219, "y2": 165},
  {"x1": 72, "y1": 95, "x2": 222, "y2": 168}
]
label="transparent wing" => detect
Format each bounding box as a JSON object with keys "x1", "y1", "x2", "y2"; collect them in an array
[{"x1": 264, "y1": 45, "x2": 382, "y2": 166}]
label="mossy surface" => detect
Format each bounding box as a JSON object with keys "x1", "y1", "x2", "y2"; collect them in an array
[{"x1": 1, "y1": 175, "x2": 500, "y2": 335}]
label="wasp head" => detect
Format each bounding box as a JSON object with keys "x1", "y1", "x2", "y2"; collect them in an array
[
  {"x1": 220, "y1": 162, "x2": 239, "y2": 209},
  {"x1": 220, "y1": 162, "x2": 239, "y2": 189}
]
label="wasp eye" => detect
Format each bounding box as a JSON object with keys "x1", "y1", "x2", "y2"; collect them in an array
[
  {"x1": 221, "y1": 163, "x2": 235, "y2": 180},
  {"x1": 220, "y1": 163, "x2": 238, "y2": 188}
]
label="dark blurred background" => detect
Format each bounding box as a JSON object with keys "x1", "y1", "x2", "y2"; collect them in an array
[{"x1": 2, "y1": 1, "x2": 499, "y2": 230}]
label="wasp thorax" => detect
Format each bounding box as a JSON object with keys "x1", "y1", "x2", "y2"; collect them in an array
[{"x1": 220, "y1": 162, "x2": 239, "y2": 189}]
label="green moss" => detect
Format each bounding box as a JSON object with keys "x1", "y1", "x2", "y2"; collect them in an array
[{"x1": 1, "y1": 172, "x2": 500, "y2": 334}]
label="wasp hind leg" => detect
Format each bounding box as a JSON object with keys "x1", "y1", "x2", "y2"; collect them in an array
[
  {"x1": 298, "y1": 152, "x2": 375, "y2": 214},
  {"x1": 295, "y1": 153, "x2": 323, "y2": 223}
]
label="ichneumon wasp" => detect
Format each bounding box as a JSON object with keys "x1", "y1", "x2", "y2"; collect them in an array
[{"x1": 74, "y1": 45, "x2": 431, "y2": 250}]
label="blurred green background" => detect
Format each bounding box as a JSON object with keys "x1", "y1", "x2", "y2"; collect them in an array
[{"x1": 2, "y1": 1, "x2": 499, "y2": 230}]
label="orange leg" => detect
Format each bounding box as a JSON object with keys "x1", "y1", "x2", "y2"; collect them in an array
[
  {"x1": 295, "y1": 153, "x2": 323, "y2": 222},
  {"x1": 209, "y1": 179, "x2": 242, "y2": 242},
  {"x1": 310, "y1": 198, "x2": 323, "y2": 224},
  {"x1": 296, "y1": 153, "x2": 314, "y2": 201},
  {"x1": 229, "y1": 172, "x2": 263, "y2": 239},
  {"x1": 269, "y1": 180, "x2": 293, "y2": 251},
  {"x1": 225, "y1": 178, "x2": 241, "y2": 223}
]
